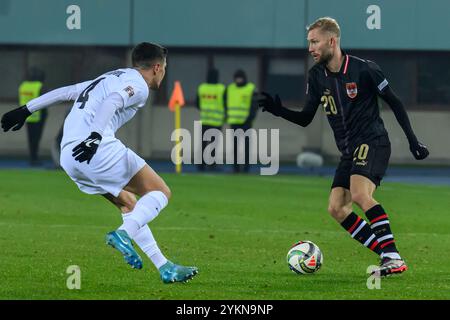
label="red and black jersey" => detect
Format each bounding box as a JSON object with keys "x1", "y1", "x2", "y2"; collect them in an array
[
  {"x1": 304, "y1": 53, "x2": 390, "y2": 155},
  {"x1": 267, "y1": 51, "x2": 422, "y2": 160}
]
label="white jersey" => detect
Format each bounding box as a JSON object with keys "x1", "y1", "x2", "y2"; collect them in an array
[{"x1": 61, "y1": 68, "x2": 149, "y2": 148}]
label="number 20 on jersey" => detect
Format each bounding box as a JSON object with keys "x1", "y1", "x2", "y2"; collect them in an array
[{"x1": 321, "y1": 95, "x2": 338, "y2": 115}]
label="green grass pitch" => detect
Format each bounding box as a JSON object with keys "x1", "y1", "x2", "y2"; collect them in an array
[{"x1": 0, "y1": 169, "x2": 449, "y2": 299}]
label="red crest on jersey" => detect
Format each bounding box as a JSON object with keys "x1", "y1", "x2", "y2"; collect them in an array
[{"x1": 346, "y1": 82, "x2": 358, "y2": 98}]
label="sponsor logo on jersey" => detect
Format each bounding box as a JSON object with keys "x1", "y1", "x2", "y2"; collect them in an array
[
  {"x1": 200, "y1": 94, "x2": 218, "y2": 100},
  {"x1": 355, "y1": 160, "x2": 368, "y2": 166},
  {"x1": 124, "y1": 86, "x2": 135, "y2": 97},
  {"x1": 323, "y1": 89, "x2": 331, "y2": 95},
  {"x1": 346, "y1": 82, "x2": 358, "y2": 98}
]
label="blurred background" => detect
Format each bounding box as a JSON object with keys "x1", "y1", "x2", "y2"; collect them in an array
[{"x1": 0, "y1": 0, "x2": 449, "y2": 176}]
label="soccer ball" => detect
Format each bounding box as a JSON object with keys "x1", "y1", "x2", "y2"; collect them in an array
[{"x1": 287, "y1": 240, "x2": 323, "y2": 274}]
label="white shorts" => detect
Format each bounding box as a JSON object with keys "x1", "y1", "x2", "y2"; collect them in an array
[{"x1": 60, "y1": 137, "x2": 147, "y2": 197}]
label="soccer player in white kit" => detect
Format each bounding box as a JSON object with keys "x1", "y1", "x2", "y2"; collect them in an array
[{"x1": 1, "y1": 42, "x2": 198, "y2": 284}]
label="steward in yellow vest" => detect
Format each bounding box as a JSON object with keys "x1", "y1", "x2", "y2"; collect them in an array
[
  {"x1": 18, "y1": 68, "x2": 47, "y2": 166},
  {"x1": 19, "y1": 81, "x2": 43, "y2": 123},
  {"x1": 226, "y1": 69, "x2": 258, "y2": 173},
  {"x1": 198, "y1": 83, "x2": 226, "y2": 127},
  {"x1": 197, "y1": 73, "x2": 226, "y2": 128},
  {"x1": 226, "y1": 82, "x2": 255, "y2": 126},
  {"x1": 196, "y1": 68, "x2": 226, "y2": 171}
]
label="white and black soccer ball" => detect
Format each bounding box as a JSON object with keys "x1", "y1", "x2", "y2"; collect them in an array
[{"x1": 287, "y1": 240, "x2": 323, "y2": 274}]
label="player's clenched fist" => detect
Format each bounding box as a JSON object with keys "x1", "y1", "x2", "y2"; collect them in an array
[
  {"x1": 409, "y1": 140, "x2": 429, "y2": 160},
  {"x1": 1, "y1": 105, "x2": 32, "y2": 132},
  {"x1": 72, "y1": 132, "x2": 102, "y2": 164}
]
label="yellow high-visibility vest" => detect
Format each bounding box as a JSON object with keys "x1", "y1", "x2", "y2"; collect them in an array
[
  {"x1": 198, "y1": 83, "x2": 226, "y2": 127},
  {"x1": 226, "y1": 83, "x2": 255, "y2": 125},
  {"x1": 19, "y1": 81, "x2": 43, "y2": 123}
]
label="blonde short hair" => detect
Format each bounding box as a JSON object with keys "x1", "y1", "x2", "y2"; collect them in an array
[{"x1": 306, "y1": 17, "x2": 341, "y2": 38}]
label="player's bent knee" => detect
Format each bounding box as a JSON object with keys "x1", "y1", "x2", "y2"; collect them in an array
[
  {"x1": 124, "y1": 201, "x2": 136, "y2": 212},
  {"x1": 351, "y1": 192, "x2": 369, "y2": 207},
  {"x1": 328, "y1": 204, "x2": 346, "y2": 221},
  {"x1": 120, "y1": 205, "x2": 134, "y2": 213},
  {"x1": 120, "y1": 196, "x2": 137, "y2": 213},
  {"x1": 104, "y1": 192, "x2": 137, "y2": 213}
]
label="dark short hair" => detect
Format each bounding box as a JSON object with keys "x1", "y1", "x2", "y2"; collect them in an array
[
  {"x1": 234, "y1": 69, "x2": 246, "y2": 79},
  {"x1": 131, "y1": 42, "x2": 168, "y2": 69}
]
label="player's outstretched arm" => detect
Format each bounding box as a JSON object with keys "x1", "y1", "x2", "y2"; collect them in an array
[
  {"x1": 26, "y1": 81, "x2": 91, "y2": 113},
  {"x1": 1, "y1": 81, "x2": 90, "y2": 132},
  {"x1": 257, "y1": 92, "x2": 317, "y2": 127},
  {"x1": 381, "y1": 87, "x2": 429, "y2": 160}
]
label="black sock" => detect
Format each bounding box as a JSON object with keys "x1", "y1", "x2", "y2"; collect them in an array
[
  {"x1": 341, "y1": 212, "x2": 382, "y2": 255},
  {"x1": 365, "y1": 204, "x2": 399, "y2": 254}
]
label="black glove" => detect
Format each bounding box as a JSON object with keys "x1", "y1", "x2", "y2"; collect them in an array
[
  {"x1": 1, "y1": 105, "x2": 32, "y2": 132},
  {"x1": 72, "y1": 132, "x2": 102, "y2": 164},
  {"x1": 257, "y1": 92, "x2": 284, "y2": 116},
  {"x1": 409, "y1": 139, "x2": 429, "y2": 160}
]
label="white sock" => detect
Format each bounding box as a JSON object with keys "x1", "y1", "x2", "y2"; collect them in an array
[
  {"x1": 133, "y1": 224, "x2": 168, "y2": 269},
  {"x1": 118, "y1": 219, "x2": 140, "y2": 238},
  {"x1": 122, "y1": 213, "x2": 168, "y2": 269},
  {"x1": 381, "y1": 252, "x2": 401, "y2": 260},
  {"x1": 118, "y1": 191, "x2": 168, "y2": 238}
]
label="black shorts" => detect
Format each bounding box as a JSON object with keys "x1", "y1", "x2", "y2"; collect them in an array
[{"x1": 331, "y1": 136, "x2": 391, "y2": 189}]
